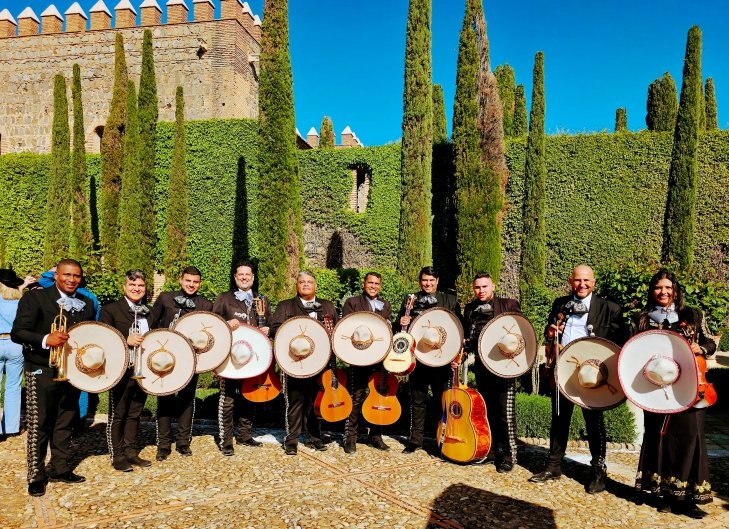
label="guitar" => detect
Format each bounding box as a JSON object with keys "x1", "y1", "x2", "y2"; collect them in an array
[
  {"x1": 436, "y1": 352, "x2": 491, "y2": 464},
  {"x1": 383, "y1": 294, "x2": 417, "y2": 375},
  {"x1": 242, "y1": 296, "x2": 282, "y2": 402},
  {"x1": 314, "y1": 315, "x2": 353, "y2": 422},
  {"x1": 362, "y1": 364, "x2": 401, "y2": 426}
]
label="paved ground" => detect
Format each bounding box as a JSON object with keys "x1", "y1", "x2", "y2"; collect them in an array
[{"x1": 1, "y1": 419, "x2": 729, "y2": 529}]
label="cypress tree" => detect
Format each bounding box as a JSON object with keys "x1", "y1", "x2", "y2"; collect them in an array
[
  {"x1": 662, "y1": 26, "x2": 702, "y2": 269},
  {"x1": 164, "y1": 87, "x2": 188, "y2": 278},
  {"x1": 659, "y1": 72, "x2": 678, "y2": 131},
  {"x1": 513, "y1": 83, "x2": 527, "y2": 136},
  {"x1": 397, "y1": 0, "x2": 433, "y2": 281},
  {"x1": 319, "y1": 116, "x2": 335, "y2": 148},
  {"x1": 258, "y1": 0, "x2": 303, "y2": 299},
  {"x1": 431, "y1": 83, "x2": 454, "y2": 286},
  {"x1": 646, "y1": 78, "x2": 661, "y2": 131},
  {"x1": 519, "y1": 51, "x2": 547, "y2": 294},
  {"x1": 615, "y1": 107, "x2": 627, "y2": 132},
  {"x1": 432, "y1": 84, "x2": 447, "y2": 144},
  {"x1": 138, "y1": 29, "x2": 158, "y2": 275},
  {"x1": 494, "y1": 64, "x2": 516, "y2": 137},
  {"x1": 44, "y1": 74, "x2": 71, "y2": 268},
  {"x1": 705, "y1": 77, "x2": 718, "y2": 130},
  {"x1": 118, "y1": 81, "x2": 144, "y2": 275},
  {"x1": 69, "y1": 64, "x2": 93, "y2": 262},
  {"x1": 100, "y1": 33, "x2": 128, "y2": 272}
]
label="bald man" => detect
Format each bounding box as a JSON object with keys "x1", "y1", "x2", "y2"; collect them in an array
[{"x1": 528, "y1": 265, "x2": 627, "y2": 494}]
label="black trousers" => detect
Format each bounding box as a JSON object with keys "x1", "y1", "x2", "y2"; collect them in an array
[
  {"x1": 217, "y1": 378, "x2": 256, "y2": 450},
  {"x1": 24, "y1": 363, "x2": 81, "y2": 483},
  {"x1": 156, "y1": 374, "x2": 199, "y2": 450},
  {"x1": 107, "y1": 370, "x2": 147, "y2": 462},
  {"x1": 546, "y1": 388, "x2": 606, "y2": 472},
  {"x1": 409, "y1": 363, "x2": 450, "y2": 447},
  {"x1": 474, "y1": 362, "x2": 518, "y2": 464},
  {"x1": 283, "y1": 374, "x2": 321, "y2": 447},
  {"x1": 345, "y1": 365, "x2": 383, "y2": 442}
]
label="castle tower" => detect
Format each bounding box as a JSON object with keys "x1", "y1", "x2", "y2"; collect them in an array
[
  {"x1": 193, "y1": 0, "x2": 214, "y2": 22},
  {"x1": 89, "y1": 1, "x2": 112, "y2": 30},
  {"x1": 140, "y1": 0, "x2": 162, "y2": 26},
  {"x1": 114, "y1": 0, "x2": 137, "y2": 29},
  {"x1": 65, "y1": 3, "x2": 88, "y2": 33},
  {"x1": 0, "y1": 9, "x2": 17, "y2": 38},
  {"x1": 306, "y1": 127, "x2": 319, "y2": 148},
  {"x1": 40, "y1": 5, "x2": 63, "y2": 34},
  {"x1": 167, "y1": 0, "x2": 189, "y2": 24},
  {"x1": 17, "y1": 7, "x2": 40, "y2": 36}
]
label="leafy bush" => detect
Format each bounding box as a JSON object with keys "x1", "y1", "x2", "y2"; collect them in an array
[
  {"x1": 519, "y1": 283, "x2": 555, "y2": 344},
  {"x1": 719, "y1": 330, "x2": 729, "y2": 352}
]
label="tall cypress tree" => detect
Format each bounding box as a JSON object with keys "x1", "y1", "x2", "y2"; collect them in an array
[
  {"x1": 44, "y1": 74, "x2": 71, "y2": 268},
  {"x1": 615, "y1": 107, "x2": 627, "y2": 132},
  {"x1": 705, "y1": 77, "x2": 718, "y2": 130},
  {"x1": 659, "y1": 72, "x2": 679, "y2": 131},
  {"x1": 494, "y1": 64, "x2": 516, "y2": 137},
  {"x1": 646, "y1": 78, "x2": 661, "y2": 131},
  {"x1": 69, "y1": 64, "x2": 93, "y2": 262},
  {"x1": 319, "y1": 116, "x2": 335, "y2": 148},
  {"x1": 258, "y1": 0, "x2": 303, "y2": 299},
  {"x1": 397, "y1": 0, "x2": 433, "y2": 280},
  {"x1": 519, "y1": 51, "x2": 547, "y2": 294},
  {"x1": 513, "y1": 83, "x2": 527, "y2": 136},
  {"x1": 138, "y1": 29, "x2": 158, "y2": 275},
  {"x1": 432, "y1": 84, "x2": 447, "y2": 144},
  {"x1": 164, "y1": 87, "x2": 188, "y2": 278},
  {"x1": 431, "y1": 83, "x2": 454, "y2": 286},
  {"x1": 100, "y1": 33, "x2": 128, "y2": 272},
  {"x1": 662, "y1": 26, "x2": 702, "y2": 268},
  {"x1": 118, "y1": 81, "x2": 144, "y2": 274}
]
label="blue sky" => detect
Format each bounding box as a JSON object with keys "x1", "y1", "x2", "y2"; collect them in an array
[{"x1": 9, "y1": 0, "x2": 729, "y2": 146}]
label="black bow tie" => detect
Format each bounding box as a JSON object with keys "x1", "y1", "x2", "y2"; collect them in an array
[
  {"x1": 303, "y1": 301, "x2": 321, "y2": 310},
  {"x1": 417, "y1": 294, "x2": 438, "y2": 307},
  {"x1": 131, "y1": 303, "x2": 150, "y2": 316},
  {"x1": 564, "y1": 299, "x2": 588, "y2": 315},
  {"x1": 473, "y1": 303, "x2": 493, "y2": 316},
  {"x1": 174, "y1": 295, "x2": 196, "y2": 309}
]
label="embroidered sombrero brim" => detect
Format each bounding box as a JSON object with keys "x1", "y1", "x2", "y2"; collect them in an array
[
  {"x1": 332, "y1": 312, "x2": 392, "y2": 366},
  {"x1": 273, "y1": 316, "x2": 331, "y2": 378},
  {"x1": 65, "y1": 322, "x2": 128, "y2": 394},
  {"x1": 137, "y1": 329, "x2": 197, "y2": 396},
  {"x1": 410, "y1": 308, "x2": 464, "y2": 367},
  {"x1": 478, "y1": 312, "x2": 538, "y2": 378},
  {"x1": 215, "y1": 325, "x2": 273, "y2": 379},
  {"x1": 173, "y1": 311, "x2": 232, "y2": 374}
]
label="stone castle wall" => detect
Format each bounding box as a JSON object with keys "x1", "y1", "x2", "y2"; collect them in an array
[{"x1": 0, "y1": 2, "x2": 261, "y2": 154}]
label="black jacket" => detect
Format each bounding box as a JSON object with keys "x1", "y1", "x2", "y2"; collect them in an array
[
  {"x1": 100, "y1": 298, "x2": 151, "y2": 340},
  {"x1": 148, "y1": 290, "x2": 213, "y2": 329},
  {"x1": 463, "y1": 296, "x2": 521, "y2": 352},
  {"x1": 395, "y1": 291, "x2": 462, "y2": 332},
  {"x1": 546, "y1": 294, "x2": 627, "y2": 346},
  {"x1": 269, "y1": 297, "x2": 338, "y2": 338}
]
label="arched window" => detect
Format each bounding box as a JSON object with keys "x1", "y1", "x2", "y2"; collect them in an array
[{"x1": 348, "y1": 164, "x2": 371, "y2": 213}]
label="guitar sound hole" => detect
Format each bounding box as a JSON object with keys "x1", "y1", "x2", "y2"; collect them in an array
[
  {"x1": 393, "y1": 338, "x2": 408, "y2": 354},
  {"x1": 449, "y1": 402, "x2": 463, "y2": 419}
]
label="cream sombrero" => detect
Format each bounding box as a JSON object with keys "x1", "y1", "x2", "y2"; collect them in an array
[
  {"x1": 214, "y1": 325, "x2": 273, "y2": 379},
  {"x1": 410, "y1": 308, "x2": 464, "y2": 367},
  {"x1": 65, "y1": 322, "x2": 129, "y2": 393},
  {"x1": 332, "y1": 312, "x2": 392, "y2": 366},
  {"x1": 478, "y1": 312, "x2": 538, "y2": 378},
  {"x1": 137, "y1": 329, "x2": 197, "y2": 396},
  {"x1": 617, "y1": 329, "x2": 699, "y2": 414},
  {"x1": 173, "y1": 311, "x2": 232, "y2": 374},
  {"x1": 273, "y1": 316, "x2": 331, "y2": 378},
  {"x1": 557, "y1": 337, "x2": 625, "y2": 410}
]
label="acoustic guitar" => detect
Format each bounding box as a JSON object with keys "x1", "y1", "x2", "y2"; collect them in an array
[
  {"x1": 314, "y1": 315, "x2": 354, "y2": 422},
  {"x1": 436, "y1": 352, "x2": 491, "y2": 464},
  {"x1": 242, "y1": 297, "x2": 282, "y2": 402},
  {"x1": 362, "y1": 364, "x2": 401, "y2": 426},
  {"x1": 383, "y1": 294, "x2": 417, "y2": 375}
]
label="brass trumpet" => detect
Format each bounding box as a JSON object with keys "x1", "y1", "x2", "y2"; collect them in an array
[
  {"x1": 49, "y1": 303, "x2": 69, "y2": 381},
  {"x1": 129, "y1": 311, "x2": 146, "y2": 380}
]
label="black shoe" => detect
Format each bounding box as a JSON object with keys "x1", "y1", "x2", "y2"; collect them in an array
[
  {"x1": 176, "y1": 445, "x2": 193, "y2": 457},
  {"x1": 682, "y1": 505, "x2": 708, "y2": 519},
  {"x1": 528, "y1": 470, "x2": 561, "y2": 483},
  {"x1": 28, "y1": 481, "x2": 47, "y2": 497},
  {"x1": 402, "y1": 443, "x2": 421, "y2": 454},
  {"x1": 304, "y1": 439, "x2": 327, "y2": 451},
  {"x1": 496, "y1": 460, "x2": 514, "y2": 473},
  {"x1": 587, "y1": 465, "x2": 606, "y2": 494},
  {"x1": 127, "y1": 455, "x2": 152, "y2": 467},
  {"x1": 156, "y1": 449, "x2": 171, "y2": 461},
  {"x1": 112, "y1": 458, "x2": 133, "y2": 472},
  {"x1": 657, "y1": 501, "x2": 671, "y2": 514},
  {"x1": 344, "y1": 440, "x2": 356, "y2": 454},
  {"x1": 236, "y1": 438, "x2": 263, "y2": 447},
  {"x1": 221, "y1": 447, "x2": 234, "y2": 457},
  {"x1": 370, "y1": 438, "x2": 390, "y2": 451},
  {"x1": 50, "y1": 471, "x2": 86, "y2": 484},
  {"x1": 284, "y1": 444, "x2": 297, "y2": 456}
]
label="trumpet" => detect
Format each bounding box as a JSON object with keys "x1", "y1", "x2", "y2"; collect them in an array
[
  {"x1": 129, "y1": 312, "x2": 146, "y2": 380},
  {"x1": 49, "y1": 303, "x2": 69, "y2": 381}
]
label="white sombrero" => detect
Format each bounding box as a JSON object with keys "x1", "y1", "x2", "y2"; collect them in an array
[
  {"x1": 173, "y1": 311, "x2": 232, "y2": 373},
  {"x1": 617, "y1": 330, "x2": 699, "y2": 414},
  {"x1": 557, "y1": 337, "x2": 625, "y2": 410},
  {"x1": 273, "y1": 316, "x2": 331, "y2": 378},
  {"x1": 332, "y1": 312, "x2": 392, "y2": 366},
  {"x1": 137, "y1": 329, "x2": 197, "y2": 396},
  {"x1": 214, "y1": 325, "x2": 273, "y2": 379},
  {"x1": 410, "y1": 308, "x2": 464, "y2": 367},
  {"x1": 478, "y1": 313, "x2": 538, "y2": 378},
  {"x1": 65, "y1": 322, "x2": 129, "y2": 394}
]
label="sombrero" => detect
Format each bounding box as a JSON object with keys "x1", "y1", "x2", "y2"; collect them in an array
[
  {"x1": 478, "y1": 312, "x2": 538, "y2": 378},
  {"x1": 332, "y1": 312, "x2": 392, "y2": 366},
  {"x1": 273, "y1": 316, "x2": 331, "y2": 378},
  {"x1": 172, "y1": 311, "x2": 232, "y2": 373},
  {"x1": 65, "y1": 322, "x2": 128, "y2": 394},
  {"x1": 410, "y1": 308, "x2": 464, "y2": 367},
  {"x1": 214, "y1": 325, "x2": 273, "y2": 379},
  {"x1": 618, "y1": 329, "x2": 699, "y2": 414},
  {"x1": 136, "y1": 329, "x2": 197, "y2": 396},
  {"x1": 557, "y1": 337, "x2": 625, "y2": 410}
]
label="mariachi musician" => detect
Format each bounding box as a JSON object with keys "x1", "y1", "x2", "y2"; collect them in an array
[
  {"x1": 212, "y1": 261, "x2": 271, "y2": 455},
  {"x1": 99, "y1": 269, "x2": 153, "y2": 472}
]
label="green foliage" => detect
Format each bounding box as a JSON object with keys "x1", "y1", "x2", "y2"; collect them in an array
[
  {"x1": 519, "y1": 52, "x2": 547, "y2": 294},
  {"x1": 513, "y1": 84, "x2": 527, "y2": 137},
  {"x1": 705, "y1": 77, "x2": 718, "y2": 130},
  {"x1": 69, "y1": 64, "x2": 93, "y2": 263},
  {"x1": 647, "y1": 72, "x2": 679, "y2": 132},
  {"x1": 398, "y1": 0, "x2": 433, "y2": 281},
  {"x1": 44, "y1": 74, "x2": 71, "y2": 269},
  {"x1": 432, "y1": 86, "x2": 453, "y2": 287},
  {"x1": 100, "y1": 33, "x2": 128, "y2": 273},
  {"x1": 319, "y1": 116, "x2": 335, "y2": 148},
  {"x1": 519, "y1": 282, "x2": 554, "y2": 344},
  {"x1": 494, "y1": 64, "x2": 516, "y2": 137},
  {"x1": 719, "y1": 331, "x2": 729, "y2": 352},
  {"x1": 662, "y1": 26, "x2": 702, "y2": 269},
  {"x1": 258, "y1": 0, "x2": 303, "y2": 300},
  {"x1": 310, "y1": 268, "x2": 414, "y2": 314},
  {"x1": 432, "y1": 84, "x2": 447, "y2": 144},
  {"x1": 615, "y1": 107, "x2": 627, "y2": 132},
  {"x1": 164, "y1": 87, "x2": 188, "y2": 278}
]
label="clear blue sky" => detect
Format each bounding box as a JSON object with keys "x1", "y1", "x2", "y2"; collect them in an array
[{"x1": 10, "y1": 0, "x2": 729, "y2": 146}]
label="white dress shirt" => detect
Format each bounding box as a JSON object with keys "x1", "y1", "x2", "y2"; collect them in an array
[{"x1": 561, "y1": 293, "x2": 593, "y2": 347}]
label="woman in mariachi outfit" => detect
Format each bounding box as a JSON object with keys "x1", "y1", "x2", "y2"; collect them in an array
[{"x1": 632, "y1": 269, "x2": 714, "y2": 519}]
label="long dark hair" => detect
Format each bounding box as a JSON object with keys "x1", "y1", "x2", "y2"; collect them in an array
[{"x1": 638, "y1": 269, "x2": 686, "y2": 331}]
